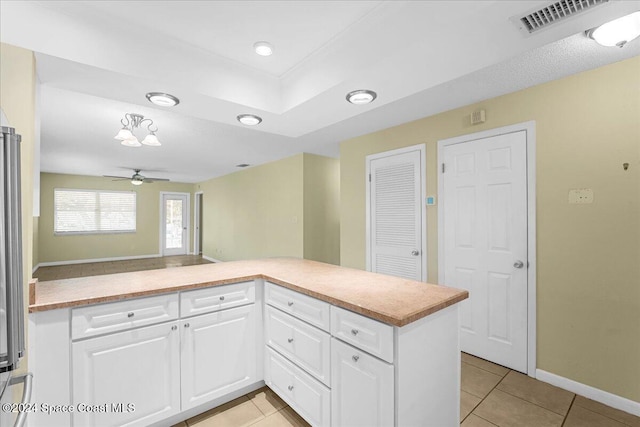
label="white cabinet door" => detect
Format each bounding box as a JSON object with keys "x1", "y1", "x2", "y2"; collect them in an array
[
  {"x1": 331, "y1": 338, "x2": 394, "y2": 427},
  {"x1": 181, "y1": 304, "x2": 256, "y2": 410},
  {"x1": 72, "y1": 322, "x2": 181, "y2": 427}
]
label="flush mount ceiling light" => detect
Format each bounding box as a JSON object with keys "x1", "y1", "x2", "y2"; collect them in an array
[
  {"x1": 114, "y1": 113, "x2": 161, "y2": 147},
  {"x1": 586, "y1": 11, "x2": 640, "y2": 48},
  {"x1": 346, "y1": 89, "x2": 377, "y2": 105},
  {"x1": 145, "y1": 92, "x2": 180, "y2": 107},
  {"x1": 253, "y1": 41, "x2": 274, "y2": 56},
  {"x1": 237, "y1": 114, "x2": 262, "y2": 126}
]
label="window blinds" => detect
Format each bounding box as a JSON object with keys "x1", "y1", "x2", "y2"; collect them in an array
[{"x1": 54, "y1": 189, "x2": 136, "y2": 234}]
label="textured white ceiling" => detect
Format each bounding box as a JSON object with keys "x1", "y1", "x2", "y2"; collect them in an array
[{"x1": 1, "y1": 0, "x2": 639, "y2": 183}]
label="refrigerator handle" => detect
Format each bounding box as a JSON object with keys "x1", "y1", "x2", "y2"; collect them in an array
[{"x1": 9, "y1": 372, "x2": 33, "y2": 427}]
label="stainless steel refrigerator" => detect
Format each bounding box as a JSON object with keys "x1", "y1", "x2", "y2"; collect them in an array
[{"x1": 0, "y1": 125, "x2": 31, "y2": 427}]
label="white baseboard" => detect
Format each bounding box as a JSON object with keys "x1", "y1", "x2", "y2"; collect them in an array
[
  {"x1": 536, "y1": 369, "x2": 640, "y2": 417},
  {"x1": 202, "y1": 255, "x2": 223, "y2": 263},
  {"x1": 38, "y1": 254, "x2": 162, "y2": 267},
  {"x1": 32, "y1": 263, "x2": 40, "y2": 274}
]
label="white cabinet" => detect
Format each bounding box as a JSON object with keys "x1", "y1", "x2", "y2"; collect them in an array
[
  {"x1": 265, "y1": 347, "x2": 330, "y2": 427},
  {"x1": 331, "y1": 338, "x2": 394, "y2": 427},
  {"x1": 181, "y1": 304, "x2": 256, "y2": 410},
  {"x1": 72, "y1": 321, "x2": 181, "y2": 427}
]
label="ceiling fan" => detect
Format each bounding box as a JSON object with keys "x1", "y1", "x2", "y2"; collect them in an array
[{"x1": 103, "y1": 169, "x2": 170, "y2": 186}]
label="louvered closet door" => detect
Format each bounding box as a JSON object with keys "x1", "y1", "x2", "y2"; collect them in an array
[{"x1": 370, "y1": 149, "x2": 423, "y2": 281}]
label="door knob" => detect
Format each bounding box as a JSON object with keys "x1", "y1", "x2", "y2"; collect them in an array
[
  {"x1": 514, "y1": 260, "x2": 525, "y2": 269},
  {"x1": 411, "y1": 250, "x2": 420, "y2": 256}
]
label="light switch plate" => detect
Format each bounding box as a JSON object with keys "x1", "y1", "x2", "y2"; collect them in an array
[{"x1": 568, "y1": 188, "x2": 593, "y2": 204}]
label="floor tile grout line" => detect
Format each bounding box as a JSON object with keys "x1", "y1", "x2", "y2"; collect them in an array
[
  {"x1": 489, "y1": 386, "x2": 573, "y2": 419},
  {"x1": 466, "y1": 368, "x2": 512, "y2": 425},
  {"x1": 472, "y1": 413, "x2": 500, "y2": 426},
  {"x1": 573, "y1": 404, "x2": 636, "y2": 427},
  {"x1": 462, "y1": 360, "x2": 510, "y2": 379},
  {"x1": 560, "y1": 394, "x2": 577, "y2": 427}
]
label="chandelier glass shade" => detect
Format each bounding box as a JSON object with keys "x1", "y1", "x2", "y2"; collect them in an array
[{"x1": 114, "y1": 113, "x2": 161, "y2": 147}]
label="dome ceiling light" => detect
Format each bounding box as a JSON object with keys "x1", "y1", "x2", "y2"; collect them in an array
[
  {"x1": 253, "y1": 41, "x2": 274, "y2": 56},
  {"x1": 346, "y1": 89, "x2": 377, "y2": 105},
  {"x1": 145, "y1": 92, "x2": 180, "y2": 107},
  {"x1": 237, "y1": 114, "x2": 262, "y2": 126},
  {"x1": 586, "y1": 11, "x2": 640, "y2": 48}
]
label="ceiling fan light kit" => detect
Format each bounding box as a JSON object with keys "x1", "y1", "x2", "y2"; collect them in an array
[{"x1": 115, "y1": 113, "x2": 162, "y2": 147}]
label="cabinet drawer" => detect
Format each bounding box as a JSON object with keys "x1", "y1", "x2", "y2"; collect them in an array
[
  {"x1": 265, "y1": 282, "x2": 330, "y2": 332},
  {"x1": 331, "y1": 306, "x2": 394, "y2": 363},
  {"x1": 265, "y1": 347, "x2": 330, "y2": 427},
  {"x1": 265, "y1": 306, "x2": 330, "y2": 386},
  {"x1": 180, "y1": 281, "x2": 255, "y2": 317},
  {"x1": 72, "y1": 293, "x2": 179, "y2": 340}
]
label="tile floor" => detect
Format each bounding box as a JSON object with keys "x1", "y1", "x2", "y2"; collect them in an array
[
  {"x1": 33, "y1": 255, "x2": 212, "y2": 281},
  {"x1": 175, "y1": 354, "x2": 640, "y2": 427},
  {"x1": 33, "y1": 257, "x2": 640, "y2": 426}
]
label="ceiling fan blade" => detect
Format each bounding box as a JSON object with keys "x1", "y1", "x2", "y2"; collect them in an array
[
  {"x1": 103, "y1": 175, "x2": 130, "y2": 179},
  {"x1": 144, "y1": 177, "x2": 170, "y2": 182}
]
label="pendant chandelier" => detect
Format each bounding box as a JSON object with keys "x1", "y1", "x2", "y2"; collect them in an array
[{"x1": 114, "y1": 113, "x2": 161, "y2": 147}]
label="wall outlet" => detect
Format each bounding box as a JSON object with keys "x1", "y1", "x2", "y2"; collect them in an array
[{"x1": 568, "y1": 188, "x2": 593, "y2": 204}]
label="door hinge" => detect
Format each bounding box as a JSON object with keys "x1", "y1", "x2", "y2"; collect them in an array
[{"x1": 441, "y1": 163, "x2": 445, "y2": 173}]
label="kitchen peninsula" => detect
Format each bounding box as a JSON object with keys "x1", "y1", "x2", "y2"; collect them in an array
[{"x1": 28, "y1": 258, "x2": 468, "y2": 427}]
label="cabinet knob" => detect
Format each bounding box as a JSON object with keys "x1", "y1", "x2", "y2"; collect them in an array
[
  {"x1": 288, "y1": 385, "x2": 294, "y2": 391},
  {"x1": 184, "y1": 323, "x2": 190, "y2": 328},
  {"x1": 171, "y1": 325, "x2": 177, "y2": 331},
  {"x1": 351, "y1": 329, "x2": 359, "y2": 336},
  {"x1": 287, "y1": 301, "x2": 294, "y2": 307},
  {"x1": 288, "y1": 338, "x2": 294, "y2": 343},
  {"x1": 352, "y1": 355, "x2": 360, "y2": 362},
  {"x1": 127, "y1": 312, "x2": 134, "y2": 318}
]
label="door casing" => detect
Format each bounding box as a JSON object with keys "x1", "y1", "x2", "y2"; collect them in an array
[
  {"x1": 366, "y1": 143, "x2": 427, "y2": 282},
  {"x1": 437, "y1": 121, "x2": 536, "y2": 376}
]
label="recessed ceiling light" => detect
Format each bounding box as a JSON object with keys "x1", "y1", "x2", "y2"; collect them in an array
[
  {"x1": 237, "y1": 114, "x2": 262, "y2": 126},
  {"x1": 253, "y1": 41, "x2": 274, "y2": 56},
  {"x1": 346, "y1": 89, "x2": 377, "y2": 105},
  {"x1": 587, "y1": 11, "x2": 640, "y2": 48},
  {"x1": 145, "y1": 92, "x2": 180, "y2": 107}
]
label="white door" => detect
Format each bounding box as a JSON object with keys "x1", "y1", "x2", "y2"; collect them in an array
[
  {"x1": 441, "y1": 130, "x2": 528, "y2": 372},
  {"x1": 162, "y1": 193, "x2": 188, "y2": 256},
  {"x1": 194, "y1": 192, "x2": 203, "y2": 255},
  {"x1": 72, "y1": 322, "x2": 181, "y2": 427},
  {"x1": 180, "y1": 304, "x2": 256, "y2": 410},
  {"x1": 331, "y1": 337, "x2": 394, "y2": 427},
  {"x1": 367, "y1": 146, "x2": 425, "y2": 281}
]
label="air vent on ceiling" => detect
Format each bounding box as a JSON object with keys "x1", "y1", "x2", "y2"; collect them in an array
[{"x1": 513, "y1": 0, "x2": 609, "y2": 36}]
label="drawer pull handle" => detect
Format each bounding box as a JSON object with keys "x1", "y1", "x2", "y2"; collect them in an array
[
  {"x1": 184, "y1": 323, "x2": 190, "y2": 328},
  {"x1": 351, "y1": 329, "x2": 359, "y2": 336},
  {"x1": 352, "y1": 355, "x2": 360, "y2": 362},
  {"x1": 127, "y1": 312, "x2": 134, "y2": 318},
  {"x1": 219, "y1": 296, "x2": 225, "y2": 301},
  {"x1": 171, "y1": 325, "x2": 177, "y2": 331},
  {"x1": 288, "y1": 338, "x2": 294, "y2": 343},
  {"x1": 288, "y1": 385, "x2": 294, "y2": 391},
  {"x1": 287, "y1": 301, "x2": 294, "y2": 306}
]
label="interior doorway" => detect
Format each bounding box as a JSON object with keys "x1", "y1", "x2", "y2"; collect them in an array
[{"x1": 194, "y1": 192, "x2": 203, "y2": 255}]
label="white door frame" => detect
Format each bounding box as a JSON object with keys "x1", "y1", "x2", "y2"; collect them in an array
[
  {"x1": 437, "y1": 121, "x2": 536, "y2": 377},
  {"x1": 365, "y1": 143, "x2": 427, "y2": 282},
  {"x1": 193, "y1": 191, "x2": 203, "y2": 255},
  {"x1": 159, "y1": 192, "x2": 191, "y2": 256}
]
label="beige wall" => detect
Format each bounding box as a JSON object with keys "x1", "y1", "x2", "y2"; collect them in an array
[
  {"x1": 339, "y1": 56, "x2": 640, "y2": 401},
  {"x1": 39, "y1": 172, "x2": 195, "y2": 263},
  {"x1": 198, "y1": 154, "x2": 304, "y2": 261},
  {"x1": 1, "y1": 43, "x2": 36, "y2": 374},
  {"x1": 303, "y1": 154, "x2": 340, "y2": 265},
  {"x1": 198, "y1": 153, "x2": 340, "y2": 264}
]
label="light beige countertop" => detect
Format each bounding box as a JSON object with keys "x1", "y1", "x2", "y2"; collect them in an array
[{"x1": 29, "y1": 258, "x2": 468, "y2": 327}]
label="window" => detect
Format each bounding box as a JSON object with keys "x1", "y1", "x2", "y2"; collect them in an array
[{"x1": 54, "y1": 189, "x2": 136, "y2": 234}]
